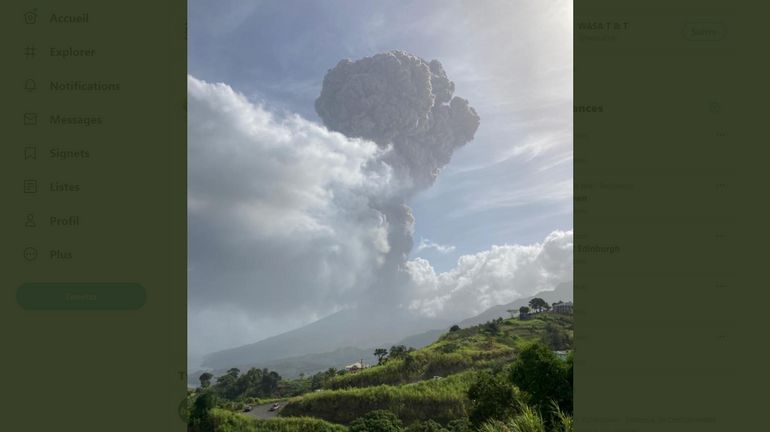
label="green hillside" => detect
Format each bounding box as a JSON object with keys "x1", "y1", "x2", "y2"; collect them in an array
[
  {"x1": 325, "y1": 312, "x2": 572, "y2": 390},
  {"x1": 280, "y1": 371, "x2": 476, "y2": 425},
  {"x1": 278, "y1": 313, "x2": 572, "y2": 425},
  {"x1": 190, "y1": 311, "x2": 573, "y2": 432},
  {"x1": 208, "y1": 409, "x2": 347, "y2": 432}
]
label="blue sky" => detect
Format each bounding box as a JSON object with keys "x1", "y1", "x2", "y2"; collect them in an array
[{"x1": 189, "y1": 0, "x2": 572, "y2": 272}]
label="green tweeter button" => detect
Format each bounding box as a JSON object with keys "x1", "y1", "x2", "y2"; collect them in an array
[{"x1": 17, "y1": 283, "x2": 146, "y2": 311}]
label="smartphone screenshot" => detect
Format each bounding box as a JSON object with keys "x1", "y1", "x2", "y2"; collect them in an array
[{"x1": 2, "y1": 1, "x2": 767, "y2": 431}]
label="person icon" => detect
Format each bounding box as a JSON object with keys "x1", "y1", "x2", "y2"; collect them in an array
[{"x1": 25, "y1": 213, "x2": 36, "y2": 228}]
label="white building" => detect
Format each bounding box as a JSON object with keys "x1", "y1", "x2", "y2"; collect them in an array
[{"x1": 553, "y1": 301, "x2": 573, "y2": 314}]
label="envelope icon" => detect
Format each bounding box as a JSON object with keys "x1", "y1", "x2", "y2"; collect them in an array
[{"x1": 23, "y1": 112, "x2": 38, "y2": 126}]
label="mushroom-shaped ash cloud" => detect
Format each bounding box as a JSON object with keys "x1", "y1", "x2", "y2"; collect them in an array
[{"x1": 315, "y1": 50, "x2": 480, "y2": 190}]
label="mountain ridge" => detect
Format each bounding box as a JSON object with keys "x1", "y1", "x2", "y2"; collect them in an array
[{"x1": 194, "y1": 282, "x2": 572, "y2": 383}]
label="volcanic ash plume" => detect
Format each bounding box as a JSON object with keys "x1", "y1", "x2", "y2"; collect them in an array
[
  {"x1": 315, "y1": 51, "x2": 480, "y2": 305},
  {"x1": 315, "y1": 51, "x2": 480, "y2": 190}
]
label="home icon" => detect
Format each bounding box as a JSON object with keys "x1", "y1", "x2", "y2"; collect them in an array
[{"x1": 24, "y1": 9, "x2": 38, "y2": 25}]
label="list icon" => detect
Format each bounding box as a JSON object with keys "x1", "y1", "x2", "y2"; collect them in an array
[{"x1": 23, "y1": 179, "x2": 38, "y2": 194}]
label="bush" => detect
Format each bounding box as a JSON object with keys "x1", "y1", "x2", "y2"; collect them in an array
[
  {"x1": 349, "y1": 410, "x2": 403, "y2": 432},
  {"x1": 446, "y1": 418, "x2": 471, "y2": 432},
  {"x1": 542, "y1": 323, "x2": 572, "y2": 351},
  {"x1": 467, "y1": 370, "x2": 520, "y2": 426},
  {"x1": 189, "y1": 392, "x2": 218, "y2": 432},
  {"x1": 405, "y1": 419, "x2": 448, "y2": 432},
  {"x1": 476, "y1": 405, "x2": 545, "y2": 432},
  {"x1": 507, "y1": 404, "x2": 546, "y2": 432},
  {"x1": 509, "y1": 344, "x2": 572, "y2": 415}
]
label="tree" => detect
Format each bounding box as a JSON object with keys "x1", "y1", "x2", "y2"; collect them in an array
[
  {"x1": 467, "y1": 370, "x2": 520, "y2": 426},
  {"x1": 260, "y1": 369, "x2": 281, "y2": 395},
  {"x1": 214, "y1": 367, "x2": 240, "y2": 398},
  {"x1": 450, "y1": 324, "x2": 461, "y2": 332},
  {"x1": 506, "y1": 309, "x2": 517, "y2": 318},
  {"x1": 325, "y1": 367, "x2": 338, "y2": 381},
  {"x1": 188, "y1": 391, "x2": 217, "y2": 432},
  {"x1": 543, "y1": 323, "x2": 571, "y2": 351},
  {"x1": 529, "y1": 297, "x2": 545, "y2": 312},
  {"x1": 349, "y1": 410, "x2": 404, "y2": 432},
  {"x1": 389, "y1": 345, "x2": 409, "y2": 359},
  {"x1": 198, "y1": 372, "x2": 213, "y2": 389},
  {"x1": 509, "y1": 343, "x2": 572, "y2": 415},
  {"x1": 528, "y1": 298, "x2": 538, "y2": 312},
  {"x1": 403, "y1": 354, "x2": 420, "y2": 374},
  {"x1": 482, "y1": 320, "x2": 500, "y2": 335},
  {"x1": 519, "y1": 306, "x2": 530, "y2": 316},
  {"x1": 374, "y1": 348, "x2": 389, "y2": 364},
  {"x1": 529, "y1": 298, "x2": 548, "y2": 313},
  {"x1": 310, "y1": 371, "x2": 326, "y2": 390},
  {"x1": 237, "y1": 367, "x2": 263, "y2": 397}
]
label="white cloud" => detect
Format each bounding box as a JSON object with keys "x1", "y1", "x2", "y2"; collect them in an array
[
  {"x1": 188, "y1": 75, "x2": 397, "y2": 352},
  {"x1": 416, "y1": 238, "x2": 456, "y2": 254},
  {"x1": 406, "y1": 230, "x2": 572, "y2": 319}
]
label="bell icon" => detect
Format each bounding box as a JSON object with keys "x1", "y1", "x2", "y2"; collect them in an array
[{"x1": 24, "y1": 79, "x2": 37, "y2": 91}]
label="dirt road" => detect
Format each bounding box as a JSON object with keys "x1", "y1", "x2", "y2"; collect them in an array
[{"x1": 242, "y1": 401, "x2": 287, "y2": 420}]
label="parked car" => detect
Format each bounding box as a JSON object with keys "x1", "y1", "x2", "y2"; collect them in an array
[
  {"x1": 242, "y1": 406, "x2": 252, "y2": 412},
  {"x1": 269, "y1": 403, "x2": 280, "y2": 412}
]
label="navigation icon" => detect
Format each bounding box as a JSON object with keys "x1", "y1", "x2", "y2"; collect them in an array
[
  {"x1": 24, "y1": 247, "x2": 38, "y2": 261},
  {"x1": 25, "y1": 213, "x2": 37, "y2": 228},
  {"x1": 23, "y1": 112, "x2": 38, "y2": 126},
  {"x1": 23, "y1": 179, "x2": 38, "y2": 194},
  {"x1": 24, "y1": 146, "x2": 37, "y2": 160},
  {"x1": 24, "y1": 9, "x2": 38, "y2": 25},
  {"x1": 25, "y1": 79, "x2": 37, "y2": 91}
]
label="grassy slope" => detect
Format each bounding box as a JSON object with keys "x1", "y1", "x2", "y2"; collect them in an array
[
  {"x1": 210, "y1": 408, "x2": 347, "y2": 432},
  {"x1": 280, "y1": 371, "x2": 476, "y2": 425},
  {"x1": 280, "y1": 313, "x2": 573, "y2": 425},
  {"x1": 326, "y1": 312, "x2": 572, "y2": 390}
]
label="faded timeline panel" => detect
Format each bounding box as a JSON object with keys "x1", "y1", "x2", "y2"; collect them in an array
[
  {"x1": 575, "y1": 1, "x2": 769, "y2": 431},
  {"x1": 0, "y1": 1, "x2": 187, "y2": 431}
]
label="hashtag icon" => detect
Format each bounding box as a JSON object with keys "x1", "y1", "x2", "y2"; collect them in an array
[{"x1": 24, "y1": 45, "x2": 35, "y2": 59}]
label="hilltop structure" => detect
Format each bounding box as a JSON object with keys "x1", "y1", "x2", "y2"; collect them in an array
[
  {"x1": 344, "y1": 360, "x2": 370, "y2": 373},
  {"x1": 553, "y1": 301, "x2": 574, "y2": 314}
]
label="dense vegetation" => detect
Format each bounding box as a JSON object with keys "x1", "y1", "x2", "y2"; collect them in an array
[
  {"x1": 188, "y1": 304, "x2": 573, "y2": 432},
  {"x1": 207, "y1": 409, "x2": 347, "y2": 432},
  {"x1": 325, "y1": 313, "x2": 572, "y2": 391},
  {"x1": 280, "y1": 372, "x2": 475, "y2": 424}
]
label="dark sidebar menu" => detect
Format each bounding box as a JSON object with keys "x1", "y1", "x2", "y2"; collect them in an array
[
  {"x1": 575, "y1": 1, "x2": 769, "y2": 430},
  {"x1": 1, "y1": 1, "x2": 187, "y2": 431}
]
